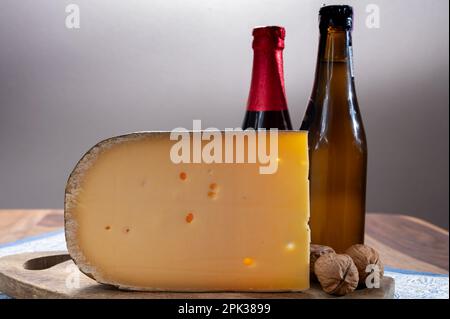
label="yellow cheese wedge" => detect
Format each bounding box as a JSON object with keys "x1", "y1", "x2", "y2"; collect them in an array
[{"x1": 65, "y1": 131, "x2": 310, "y2": 291}]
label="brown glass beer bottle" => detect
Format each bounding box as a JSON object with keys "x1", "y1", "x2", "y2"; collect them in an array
[{"x1": 300, "y1": 6, "x2": 367, "y2": 252}]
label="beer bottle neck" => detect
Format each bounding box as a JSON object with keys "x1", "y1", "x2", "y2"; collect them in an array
[
  {"x1": 321, "y1": 28, "x2": 352, "y2": 60},
  {"x1": 313, "y1": 27, "x2": 355, "y2": 92}
]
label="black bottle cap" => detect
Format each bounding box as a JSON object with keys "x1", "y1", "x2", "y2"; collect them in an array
[{"x1": 319, "y1": 5, "x2": 353, "y2": 31}]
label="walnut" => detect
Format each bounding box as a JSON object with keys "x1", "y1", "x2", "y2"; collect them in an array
[
  {"x1": 310, "y1": 244, "x2": 335, "y2": 281},
  {"x1": 345, "y1": 244, "x2": 384, "y2": 286},
  {"x1": 314, "y1": 253, "x2": 359, "y2": 296}
]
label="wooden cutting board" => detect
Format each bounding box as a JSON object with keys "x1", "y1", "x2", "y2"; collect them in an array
[{"x1": 0, "y1": 251, "x2": 394, "y2": 299}]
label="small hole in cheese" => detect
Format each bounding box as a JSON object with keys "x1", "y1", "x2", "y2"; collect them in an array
[
  {"x1": 179, "y1": 172, "x2": 187, "y2": 181},
  {"x1": 286, "y1": 242, "x2": 296, "y2": 251},
  {"x1": 186, "y1": 212, "x2": 194, "y2": 223},
  {"x1": 123, "y1": 227, "x2": 130, "y2": 234},
  {"x1": 243, "y1": 257, "x2": 254, "y2": 266},
  {"x1": 105, "y1": 226, "x2": 111, "y2": 231}
]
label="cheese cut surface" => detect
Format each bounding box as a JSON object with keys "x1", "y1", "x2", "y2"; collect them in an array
[{"x1": 65, "y1": 131, "x2": 310, "y2": 291}]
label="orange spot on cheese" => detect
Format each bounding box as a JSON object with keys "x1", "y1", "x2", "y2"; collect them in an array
[
  {"x1": 179, "y1": 172, "x2": 187, "y2": 181},
  {"x1": 243, "y1": 257, "x2": 254, "y2": 266},
  {"x1": 186, "y1": 213, "x2": 194, "y2": 223},
  {"x1": 207, "y1": 191, "x2": 217, "y2": 199}
]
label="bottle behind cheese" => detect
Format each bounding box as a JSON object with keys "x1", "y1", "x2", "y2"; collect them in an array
[
  {"x1": 300, "y1": 5, "x2": 367, "y2": 252},
  {"x1": 242, "y1": 26, "x2": 293, "y2": 130}
]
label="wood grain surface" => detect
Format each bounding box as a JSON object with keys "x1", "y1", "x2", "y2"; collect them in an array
[
  {"x1": 0, "y1": 210, "x2": 448, "y2": 274},
  {"x1": 0, "y1": 210, "x2": 63, "y2": 244}
]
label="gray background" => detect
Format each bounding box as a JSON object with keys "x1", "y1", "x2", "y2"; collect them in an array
[{"x1": 0, "y1": 0, "x2": 448, "y2": 228}]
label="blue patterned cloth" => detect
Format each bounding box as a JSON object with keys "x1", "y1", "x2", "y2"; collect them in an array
[{"x1": 0, "y1": 231, "x2": 448, "y2": 299}]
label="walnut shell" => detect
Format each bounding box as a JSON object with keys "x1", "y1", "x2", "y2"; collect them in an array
[
  {"x1": 314, "y1": 253, "x2": 359, "y2": 296},
  {"x1": 310, "y1": 244, "x2": 335, "y2": 281},
  {"x1": 345, "y1": 244, "x2": 384, "y2": 286}
]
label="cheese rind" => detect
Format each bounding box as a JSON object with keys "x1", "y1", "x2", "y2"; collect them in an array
[{"x1": 65, "y1": 131, "x2": 310, "y2": 291}]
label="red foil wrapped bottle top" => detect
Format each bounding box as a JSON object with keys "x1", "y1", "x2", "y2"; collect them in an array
[
  {"x1": 252, "y1": 26, "x2": 285, "y2": 50},
  {"x1": 247, "y1": 26, "x2": 288, "y2": 111}
]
